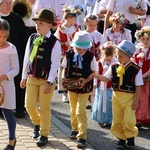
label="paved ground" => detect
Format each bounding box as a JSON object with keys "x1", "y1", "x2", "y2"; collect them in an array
[
  {"x1": 0, "y1": 90, "x2": 150, "y2": 150},
  {"x1": 0, "y1": 113, "x2": 94, "y2": 150},
  {"x1": 51, "y1": 90, "x2": 150, "y2": 150}
]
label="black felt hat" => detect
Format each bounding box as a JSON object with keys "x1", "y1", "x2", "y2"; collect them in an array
[{"x1": 32, "y1": 9, "x2": 57, "y2": 26}]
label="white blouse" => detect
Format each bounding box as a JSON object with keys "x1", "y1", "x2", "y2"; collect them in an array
[
  {"x1": 103, "y1": 27, "x2": 132, "y2": 45},
  {"x1": 0, "y1": 43, "x2": 19, "y2": 109}
]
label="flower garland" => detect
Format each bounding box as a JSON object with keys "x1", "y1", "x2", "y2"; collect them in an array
[
  {"x1": 109, "y1": 12, "x2": 129, "y2": 24},
  {"x1": 62, "y1": 4, "x2": 81, "y2": 16},
  {"x1": 135, "y1": 26, "x2": 150, "y2": 40},
  {"x1": 101, "y1": 41, "x2": 115, "y2": 50}
]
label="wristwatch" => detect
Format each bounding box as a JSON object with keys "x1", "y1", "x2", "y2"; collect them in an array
[{"x1": 47, "y1": 81, "x2": 53, "y2": 85}]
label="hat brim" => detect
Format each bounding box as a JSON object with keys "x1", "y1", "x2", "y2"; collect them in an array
[
  {"x1": 32, "y1": 18, "x2": 57, "y2": 26},
  {"x1": 70, "y1": 41, "x2": 92, "y2": 49},
  {"x1": 115, "y1": 45, "x2": 132, "y2": 57}
]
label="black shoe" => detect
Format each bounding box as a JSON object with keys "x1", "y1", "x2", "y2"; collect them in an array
[
  {"x1": 15, "y1": 111, "x2": 25, "y2": 118},
  {"x1": 126, "y1": 137, "x2": 135, "y2": 149},
  {"x1": 77, "y1": 138, "x2": 86, "y2": 148},
  {"x1": 136, "y1": 122, "x2": 143, "y2": 128},
  {"x1": 117, "y1": 139, "x2": 126, "y2": 149},
  {"x1": 70, "y1": 131, "x2": 78, "y2": 139},
  {"x1": 4, "y1": 138, "x2": 16, "y2": 150},
  {"x1": 36, "y1": 136, "x2": 48, "y2": 147},
  {"x1": 33, "y1": 125, "x2": 40, "y2": 139},
  {"x1": 86, "y1": 104, "x2": 91, "y2": 109}
]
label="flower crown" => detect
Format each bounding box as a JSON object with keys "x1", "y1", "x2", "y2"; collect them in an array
[
  {"x1": 101, "y1": 41, "x2": 115, "y2": 50},
  {"x1": 109, "y1": 12, "x2": 129, "y2": 24},
  {"x1": 135, "y1": 26, "x2": 150, "y2": 40},
  {"x1": 62, "y1": 4, "x2": 81, "y2": 16}
]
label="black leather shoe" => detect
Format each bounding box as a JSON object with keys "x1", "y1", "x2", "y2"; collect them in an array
[
  {"x1": 33, "y1": 125, "x2": 40, "y2": 139},
  {"x1": 4, "y1": 139, "x2": 16, "y2": 150},
  {"x1": 36, "y1": 136, "x2": 48, "y2": 147}
]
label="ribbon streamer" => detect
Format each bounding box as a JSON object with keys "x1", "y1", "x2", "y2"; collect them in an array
[
  {"x1": 73, "y1": 53, "x2": 83, "y2": 69},
  {"x1": 29, "y1": 36, "x2": 44, "y2": 62}
]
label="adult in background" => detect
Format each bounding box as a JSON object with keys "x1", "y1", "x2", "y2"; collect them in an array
[
  {"x1": 0, "y1": 0, "x2": 28, "y2": 118},
  {"x1": 24, "y1": 0, "x2": 37, "y2": 36},
  {"x1": 33, "y1": 0, "x2": 73, "y2": 25},
  {"x1": 93, "y1": 0, "x2": 110, "y2": 34},
  {"x1": 103, "y1": 0, "x2": 147, "y2": 43}
]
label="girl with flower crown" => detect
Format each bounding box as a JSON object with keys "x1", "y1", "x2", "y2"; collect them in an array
[
  {"x1": 103, "y1": 12, "x2": 132, "y2": 46},
  {"x1": 54, "y1": 4, "x2": 80, "y2": 103},
  {"x1": 133, "y1": 26, "x2": 150, "y2": 127},
  {"x1": 92, "y1": 41, "x2": 118, "y2": 127},
  {"x1": 84, "y1": 14, "x2": 103, "y2": 109}
]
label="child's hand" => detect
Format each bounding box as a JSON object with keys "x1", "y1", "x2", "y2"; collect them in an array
[
  {"x1": 129, "y1": 6, "x2": 137, "y2": 14},
  {"x1": 62, "y1": 78, "x2": 67, "y2": 89},
  {"x1": 44, "y1": 83, "x2": 52, "y2": 94},
  {"x1": 137, "y1": 52, "x2": 144, "y2": 59},
  {"x1": 132, "y1": 100, "x2": 139, "y2": 110},
  {"x1": 20, "y1": 79, "x2": 26, "y2": 89},
  {"x1": 79, "y1": 78, "x2": 86, "y2": 89},
  {"x1": 93, "y1": 85, "x2": 97, "y2": 89}
]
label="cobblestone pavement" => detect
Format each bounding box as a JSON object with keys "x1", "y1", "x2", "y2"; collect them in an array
[
  {"x1": 51, "y1": 91, "x2": 150, "y2": 150},
  {"x1": 0, "y1": 113, "x2": 94, "y2": 150},
  {"x1": 0, "y1": 89, "x2": 150, "y2": 150}
]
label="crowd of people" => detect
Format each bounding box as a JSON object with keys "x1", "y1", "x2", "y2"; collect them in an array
[{"x1": 0, "y1": 0, "x2": 150, "y2": 149}]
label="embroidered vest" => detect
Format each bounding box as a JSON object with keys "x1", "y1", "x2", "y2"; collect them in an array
[
  {"x1": 66, "y1": 50, "x2": 94, "y2": 93},
  {"x1": 111, "y1": 62, "x2": 140, "y2": 93},
  {"x1": 28, "y1": 33, "x2": 57, "y2": 79}
]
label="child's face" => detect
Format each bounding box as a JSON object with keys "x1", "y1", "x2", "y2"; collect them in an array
[
  {"x1": 116, "y1": 49, "x2": 130, "y2": 65},
  {"x1": 74, "y1": 47, "x2": 86, "y2": 54},
  {"x1": 0, "y1": 0, "x2": 12, "y2": 14},
  {"x1": 105, "y1": 55, "x2": 113, "y2": 61},
  {"x1": 0, "y1": 30, "x2": 9, "y2": 46},
  {"x1": 67, "y1": 17, "x2": 77, "y2": 25},
  {"x1": 85, "y1": 20, "x2": 98, "y2": 32},
  {"x1": 113, "y1": 22, "x2": 123, "y2": 30},
  {"x1": 139, "y1": 36, "x2": 150, "y2": 48},
  {"x1": 35, "y1": 20, "x2": 52, "y2": 36}
]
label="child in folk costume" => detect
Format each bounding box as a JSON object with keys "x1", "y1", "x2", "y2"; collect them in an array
[
  {"x1": 0, "y1": 19, "x2": 19, "y2": 150},
  {"x1": 94, "y1": 40, "x2": 143, "y2": 149},
  {"x1": 84, "y1": 14, "x2": 103, "y2": 61},
  {"x1": 92, "y1": 41, "x2": 117, "y2": 127},
  {"x1": 84, "y1": 14, "x2": 103, "y2": 108},
  {"x1": 134, "y1": 27, "x2": 150, "y2": 126},
  {"x1": 61, "y1": 31, "x2": 97, "y2": 148},
  {"x1": 141, "y1": 0, "x2": 150, "y2": 26},
  {"x1": 103, "y1": 12, "x2": 132, "y2": 46},
  {"x1": 54, "y1": 4, "x2": 80, "y2": 103},
  {"x1": 20, "y1": 9, "x2": 61, "y2": 147}
]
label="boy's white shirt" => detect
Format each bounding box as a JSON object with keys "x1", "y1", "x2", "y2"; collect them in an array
[
  {"x1": 22, "y1": 31, "x2": 61, "y2": 83},
  {"x1": 104, "y1": 60, "x2": 143, "y2": 86}
]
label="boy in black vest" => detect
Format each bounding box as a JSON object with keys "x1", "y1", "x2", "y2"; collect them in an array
[
  {"x1": 94, "y1": 40, "x2": 143, "y2": 149},
  {"x1": 20, "y1": 9, "x2": 61, "y2": 147},
  {"x1": 61, "y1": 31, "x2": 97, "y2": 148}
]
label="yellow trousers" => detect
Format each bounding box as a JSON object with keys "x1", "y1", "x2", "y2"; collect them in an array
[
  {"x1": 68, "y1": 91, "x2": 89, "y2": 139},
  {"x1": 25, "y1": 77, "x2": 55, "y2": 137},
  {"x1": 111, "y1": 91, "x2": 138, "y2": 140}
]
